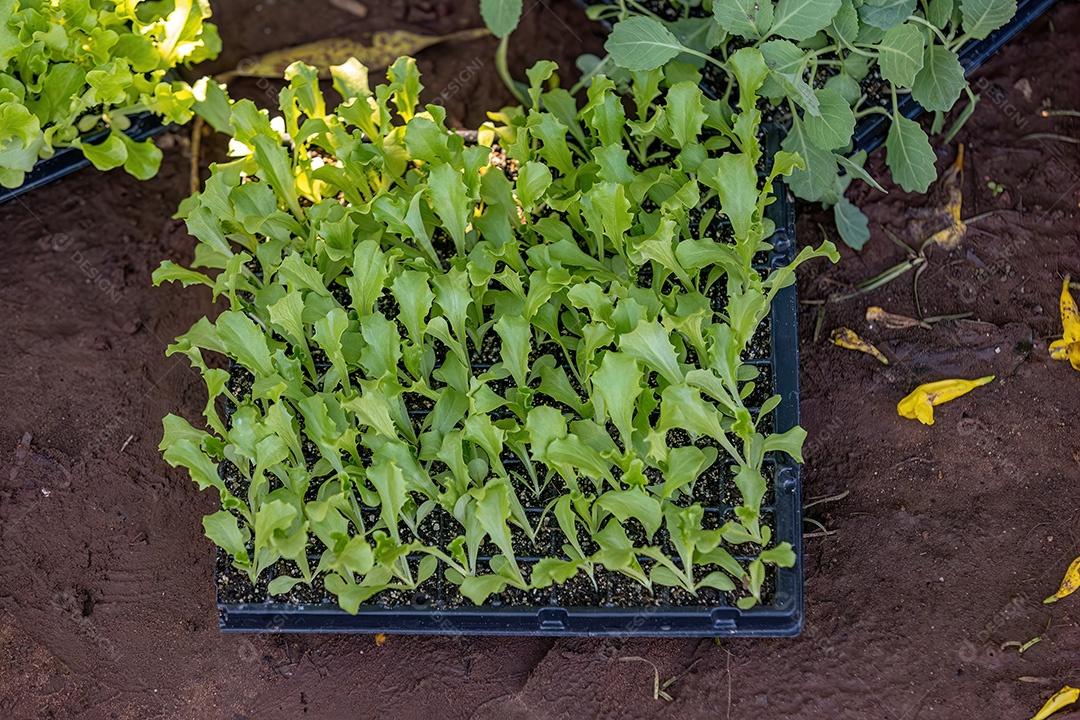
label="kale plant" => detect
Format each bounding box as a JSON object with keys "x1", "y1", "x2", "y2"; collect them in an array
[{"x1": 588, "y1": 0, "x2": 1018, "y2": 248}]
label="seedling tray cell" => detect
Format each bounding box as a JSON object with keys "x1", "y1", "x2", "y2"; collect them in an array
[
  {"x1": 0, "y1": 113, "x2": 168, "y2": 206},
  {"x1": 214, "y1": 128, "x2": 806, "y2": 637}
]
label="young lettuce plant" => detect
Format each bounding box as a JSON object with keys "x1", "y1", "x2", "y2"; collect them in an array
[
  {"x1": 156, "y1": 52, "x2": 836, "y2": 613},
  {"x1": 0, "y1": 0, "x2": 220, "y2": 187},
  {"x1": 589, "y1": 0, "x2": 1018, "y2": 249}
]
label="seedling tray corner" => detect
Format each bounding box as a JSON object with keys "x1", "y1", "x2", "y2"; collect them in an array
[{"x1": 0, "y1": 113, "x2": 168, "y2": 206}]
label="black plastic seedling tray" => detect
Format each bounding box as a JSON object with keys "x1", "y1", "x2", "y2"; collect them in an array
[
  {"x1": 0, "y1": 112, "x2": 168, "y2": 205},
  {"x1": 851, "y1": 0, "x2": 1059, "y2": 154},
  {"x1": 215, "y1": 130, "x2": 805, "y2": 637}
]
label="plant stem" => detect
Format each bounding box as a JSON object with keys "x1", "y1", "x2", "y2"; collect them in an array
[
  {"x1": 494, "y1": 34, "x2": 526, "y2": 107},
  {"x1": 855, "y1": 105, "x2": 890, "y2": 118},
  {"x1": 677, "y1": 46, "x2": 732, "y2": 81},
  {"x1": 923, "y1": 311, "x2": 974, "y2": 323},
  {"x1": 949, "y1": 31, "x2": 973, "y2": 53},
  {"x1": 841, "y1": 41, "x2": 877, "y2": 59},
  {"x1": 907, "y1": 15, "x2": 951, "y2": 47},
  {"x1": 568, "y1": 55, "x2": 610, "y2": 96},
  {"x1": 108, "y1": 103, "x2": 150, "y2": 118},
  {"x1": 963, "y1": 208, "x2": 1015, "y2": 223},
  {"x1": 626, "y1": 0, "x2": 663, "y2": 20},
  {"x1": 1022, "y1": 132, "x2": 1080, "y2": 144},
  {"x1": 806, "y1": 44, "x2": 843, "y2": 60}
]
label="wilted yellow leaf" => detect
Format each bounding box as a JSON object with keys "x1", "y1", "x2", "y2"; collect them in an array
[
  {"x1": 1045, "y1": 556, "x2": 1080, "y2": 604},
  {"x1": 927, "y1": 216, "x2": 966, "y2": 251},
  {"x1": 1049, "y1": 275, "x2": 1080, "y2": 371},
  {"x1": 865, "y1": 306, "x2": 930, "y2": 330},
  {"x1": 230, "y1": 28, "x2": 490, "y2": 79},
  {"x1": 375, "y1": 633, "x2": 388, "y2": 646},
  {"x1": 897, "y1": 375, "x2": 994, "y2": 425},
  {"x1": 1032, "y1": 686, "x2": 1080, "y2": 720},
  {"x1": 929, "y1": 145, "x2": 966, "y2": 251},
  {"x1": 831, "y1": 327, "x2": 888, "y2": 364}
]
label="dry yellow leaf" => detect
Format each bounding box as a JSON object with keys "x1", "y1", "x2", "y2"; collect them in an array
[
  {"x1": 230, "y1": 29, "x2": 490, "y2": 79},
  {"x1": 865, "y1": 306, "x2": 931, "y2": 330},
  {"x1": 897, "y1": 375, "x2": 994, "y2": 425},
  {"x1": 1032, "y1": 686, "x2": 1080, "y2": 720},
  {"x1": 830, "y1": 327, "x2": 888, "y2": 364},
  {"x1": 1045, "y1": 556, "x2": 1080, "y2": 604},
  {"x1": 1049, "y1": 275, "x2": 1080, "y2": 371},
  {"x1": 929, "y1": 145, "x2": 966, "y2": 251},
  {"x1": 928, "y1": 216, "x2": 966, "y2": 251},
  {"x1": 375, "y1": 633, "x2": 388, "y2": 646}
]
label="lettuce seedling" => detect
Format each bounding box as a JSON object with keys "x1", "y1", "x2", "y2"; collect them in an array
[
  {"x1": 0, "y1": 0, "x2": 220, "y2": 187},
  {"x1": 157, "y1": 53, "x2": 837, "y2": 613}
]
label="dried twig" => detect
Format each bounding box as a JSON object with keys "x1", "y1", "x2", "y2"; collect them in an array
[
  {"x1": 1022, "y1": 132, "x2": 1080, "y2": 144},
  {"x1": 803, "y1": 490, "x2": 850, "y2": 511},
  {"x1": 326, "y1": 0, "x2": 369, "y2": 18}
]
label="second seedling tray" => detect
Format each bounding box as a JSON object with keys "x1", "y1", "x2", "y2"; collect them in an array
[
  {"x1": 0, "y1": 113, "x2": 168, "y2": 206},
  {"x1": 575, "y1": 0, "x2": 1058, "y2": 155},
  {"x1": 851, "y1": 0, "x2": 1059, "y2": 153}
]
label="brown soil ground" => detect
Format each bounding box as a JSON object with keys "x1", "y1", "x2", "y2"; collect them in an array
[{"x1": 1, "y1": 1, "x2": 1079, "y2": 718}]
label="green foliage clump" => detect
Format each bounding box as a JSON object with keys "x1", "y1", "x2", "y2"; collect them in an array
[
  {"x1": 0, "y1": 0, "x2": 220, "y2": 187},
  {"x1": 155, "y1": 53, "x2": 836, "y2": 612},
  {"x1": 589, "y1": 0, "x2": 1018, "y2": 248}
]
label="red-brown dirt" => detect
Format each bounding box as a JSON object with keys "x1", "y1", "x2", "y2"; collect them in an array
[{"x1": 1, "y1": 1, "x2": 1079, "y2": 718}]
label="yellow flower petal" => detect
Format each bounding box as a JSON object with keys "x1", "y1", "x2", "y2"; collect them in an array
[
  {"x1": 898, "y1": 389, "x2": 932, "y2": 424},
  {"x1": 916, "y1": 397, "x2": 935, "y2": 424},
  {"x1": 1032, "y1": 686, "x2": 1080, "y2": 720},
  {"x1": 897, "y1": 376, "x2": 995, "y2": 426},
  {"x1": 1045, "y1": 556, "x2": 1080, "y2": 604}
]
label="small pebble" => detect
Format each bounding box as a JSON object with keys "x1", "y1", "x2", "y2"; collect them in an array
[{"x1": 1013, "y1": 78, "x2": 1034, "y2": 102}]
